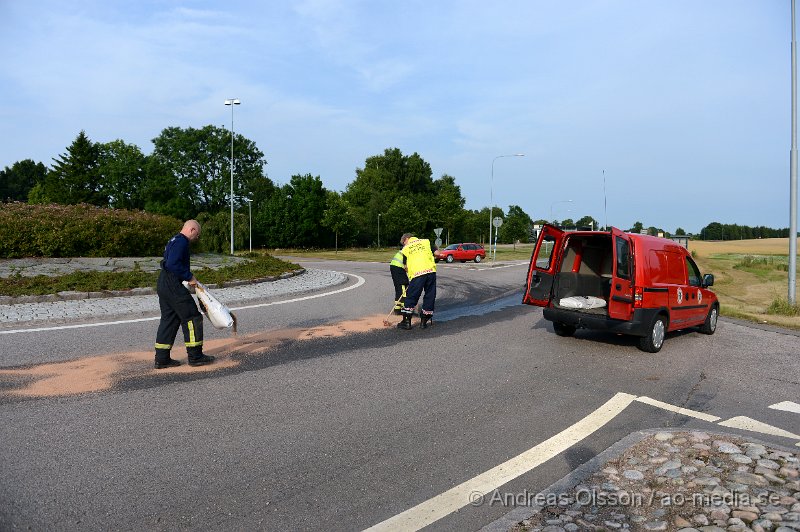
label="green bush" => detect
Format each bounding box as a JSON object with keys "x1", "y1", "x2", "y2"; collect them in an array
[
  {"x1": 0, "y1": 202, "x2": 182, "y2": 258},
  {"x1": 767, "y1": 297, "x2": 800, "y2": 317}
]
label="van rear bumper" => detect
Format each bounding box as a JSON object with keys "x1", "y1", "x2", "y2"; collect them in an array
[{"x1": 542, "y1": 307, "x2": 661, "y2": 337}]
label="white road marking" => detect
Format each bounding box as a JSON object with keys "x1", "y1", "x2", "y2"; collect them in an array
[
  {"x1": 635, "y1": 396, "x2": 721, "y2": 422},
  {"x1": 0, "y1": 273, "x2": 365, "y2": 335},
  {"x1": 365, "y1": 392, "x2": 637, "y2": 532},
  {"x1": 769, "y1": 401, "x2": 800, "y2": 414},
  {"x1": 717, "y1": 416, "x2": 800, "y2": 441}
]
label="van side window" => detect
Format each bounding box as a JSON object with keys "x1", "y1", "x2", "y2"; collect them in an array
[
  {"x1": 686, "y1": 257, "x2": 702, "y2": 287},
  {"x1": 537, "y1": 235, "x2": 556, "y2": 269},
  {"x1": 615, "y1": 237, "x2": 630, "y2": 279}
]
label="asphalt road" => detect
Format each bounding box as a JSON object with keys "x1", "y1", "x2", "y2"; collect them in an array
[{"x1": 0, "y1": 259, "x2": 798, "y2": 531}]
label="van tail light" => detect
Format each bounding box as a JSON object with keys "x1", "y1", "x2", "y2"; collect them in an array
[{"x1": 634, "y1": 286, "x2": 643, "y2": 308}]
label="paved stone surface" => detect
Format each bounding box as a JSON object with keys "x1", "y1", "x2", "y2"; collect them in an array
[
  {"x1": 0, "y1": 253, "x2": 249, "y2": 278},
  {"x1": 0, "y1": 268, "x2": 347, "y2": 325},
  {"x1": 484, "y1": 430, "x2": 800, "y2": 532}
]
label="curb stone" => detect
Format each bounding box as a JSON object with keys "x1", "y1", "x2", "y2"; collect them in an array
[
  {"x1": 0, "y1": 268, "x2": 306, "y2": 305},
  {"x1": 480, "y1": 428, "x2": 800, "y2": 532}
]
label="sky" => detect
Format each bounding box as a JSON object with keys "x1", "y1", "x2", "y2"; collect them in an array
[{"x1": 0, "y1": 0, "x2": 794, "y2": 234}]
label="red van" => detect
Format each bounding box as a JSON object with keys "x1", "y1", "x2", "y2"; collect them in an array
[{"x1": 522, "y1": 225, "x2": 718, "y2": 352}]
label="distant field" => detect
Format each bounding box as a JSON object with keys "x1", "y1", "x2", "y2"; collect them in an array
[
  {"x1": 689, "y1": 238, "x2": 798, "y2": 256},
  {"x1": 688, "y1": 237, "x2": 799, "y2": 329}
]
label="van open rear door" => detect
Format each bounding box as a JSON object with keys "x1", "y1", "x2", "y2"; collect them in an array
[
  {"x1": 522, "y1": 224, "x2": 564, "y2": 307},
  {"x1": 609, "y1": 227, "x2": 634, "y2": 320}
]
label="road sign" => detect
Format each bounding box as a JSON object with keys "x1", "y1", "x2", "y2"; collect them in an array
[
  {"x1": 493, "y1": 217, "x2": 503, "y2": 228},
  {"x1": 435, "y1": 238, "x2": 442, "y2": 247},
  {"x1": 434, "y1": 227, "x2": 443, "y2": 237}
]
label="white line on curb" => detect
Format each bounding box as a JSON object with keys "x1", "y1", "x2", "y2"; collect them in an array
[
  {"x1": 717, "y1": 416, "x2": 800, "y2": 440},
  {"x1": 365, "y1": 392, "x2": 637, "y2": 532},
  {"x1": 0, "y1": 273, "x2": 365, "y2": 335},
  {"x1": 635, "y1": 396, "x2": 721, "y2": 422}
]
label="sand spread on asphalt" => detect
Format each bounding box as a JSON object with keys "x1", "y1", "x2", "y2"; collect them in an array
[{"x1": 0, "y1": 313, "x2": 400, "y2": 398}]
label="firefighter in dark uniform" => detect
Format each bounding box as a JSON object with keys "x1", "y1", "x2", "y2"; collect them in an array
[
  {"x1": 389, "y1": 247, "x2": 409, "y2": 314},
  {"x1": 154, "y1": 220, "x2": 215, "y2": 369}
]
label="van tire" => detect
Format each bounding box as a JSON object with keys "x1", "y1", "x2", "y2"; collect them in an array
[
  {"x1": 699, "y1": 305, "x2": 718, "y2": 335},
  {"x1": 553, "y1": 322, "x2": 576, "y2": 337},
  {"x1": 446, "y1": 255, "x2": 454, "y2": 263},
  {"x1": 474, "y1": 255, "x2": 482, "y2": 263},
  {"x1": 639, "y1": 315, "x2": 667, "y2": 353}
]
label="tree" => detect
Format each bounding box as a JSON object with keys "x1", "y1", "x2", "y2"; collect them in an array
[
  {"x1": 287, "y1": 174, "x2": 328, "y2": 247},
  {"x1": 97, "y1": 140, "x2": 147, "y2": 210},
  {"x1": 0, "y1": 159, "x2": 47, "y2": 202},
  {"x1": 149, "y1": 125, "x2": 266, "y2": 218},
  {"x1": 675, "y1": 227, "x2": 686, "y2": 236},
  {"x1": 502, "y1": 205, "x2": 533, "y2": 248},
  {"x1": 575, "y1": 215, "x2": 599, "y2": 231},
  {"x1": 41, "y1": 131, "x2": 104, "y2": 205},
  {"x1": 630, "y1": 221, "x2": 644, "y2": 234},
  {"x1": 343, "y1": 148, "x2": 435, "y2": 245},
  {"x1": 321, "y1": 191, "x2": 357, "y2": 252},
  {"x1": 431, "y1": 174, "x2": 466, "y2": 243}
]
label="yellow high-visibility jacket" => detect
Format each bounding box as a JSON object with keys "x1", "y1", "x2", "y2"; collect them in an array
[{"x1": 401, "y1": 237, "x2": 436, "y2": 279}]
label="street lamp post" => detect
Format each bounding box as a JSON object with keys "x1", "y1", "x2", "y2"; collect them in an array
[
  {"x1": 489, "y1": 153, "x2": 524, "y2": 252},
  {"x1": 550, "y1": 199, "x2": 573, "y2": 223},
  {"x1": 224, "y1": 98, "x2": 241, "y2": 255},
  {"x1": 377, "y1": 213, "x2": 381, "y2": 248}
]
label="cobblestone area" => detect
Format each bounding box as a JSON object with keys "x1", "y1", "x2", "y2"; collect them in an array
[
  {"x1": 0, "y1": 268, "x2": 347, "y2": 325},
  {"x1": 512, "y1": 431, "x2": 800, "y2": 532}
]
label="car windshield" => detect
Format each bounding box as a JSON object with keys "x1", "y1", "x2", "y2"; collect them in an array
[{"x1": 445, "y1": 244, "x2": 459, "y2": 250}]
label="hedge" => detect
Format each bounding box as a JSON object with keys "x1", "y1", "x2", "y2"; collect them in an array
[{"x1": 0, "y1": 203, "x2": 183, "y2": 258}]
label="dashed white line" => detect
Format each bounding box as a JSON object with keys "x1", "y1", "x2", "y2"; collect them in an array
[
  {"x1": 769, "y1": 401, "x2": 800, "y2": 414},
  {"x1": 717, "y1": 416, "x2": 800, "y2": 441},
  {"x1": 0, "y1": 273, "x2": 365, "y2": 335},
  {"x1": 635, "y1": 396, "x2": 721, "y2": 422},
  {"x1": 365, "y1": 392, "x2": 637, "y2": 532}
]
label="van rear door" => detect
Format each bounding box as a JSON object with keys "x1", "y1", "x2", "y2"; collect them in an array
[
  {"x1": 523, "y1": 224, "x2": 564, "y2": 307},
  {"x1": 608, "y1": 228, "x2": 634, "y2": 320}
]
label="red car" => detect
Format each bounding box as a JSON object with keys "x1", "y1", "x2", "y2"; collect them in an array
[{"x1": 435, "y1": 243, "x2": 486, "y2": 263}]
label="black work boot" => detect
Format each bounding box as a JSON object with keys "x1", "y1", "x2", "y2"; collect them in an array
[
  {"x1": 155, "y1": 358, "x2": 181, "y2": 369},
  {"x1": 188, "y1": 354, "x2": 216, "y2": 367},
  {"x1": 397, "y1": 312, "x2": 412, "y2": 330},
  {"x1": 420, "y1": 313, "x2": 433, "y2": 329}
]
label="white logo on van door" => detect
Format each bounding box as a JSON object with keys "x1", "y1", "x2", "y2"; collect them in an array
[{"x1": 677, "y1": 287, "x2": 683, "y2": 304}]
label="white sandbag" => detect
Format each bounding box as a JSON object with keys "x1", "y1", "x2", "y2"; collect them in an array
[
  {"x1": 559, "y1": 296, "x2": 606, "y2": 309},
  {"x1": 183, "y1": 280, "x2": 236, "y2": 330}
]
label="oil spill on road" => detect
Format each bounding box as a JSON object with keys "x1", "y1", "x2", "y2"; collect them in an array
[{"x1": 0, "y1": 313, "x2": 396, "y2": 398}]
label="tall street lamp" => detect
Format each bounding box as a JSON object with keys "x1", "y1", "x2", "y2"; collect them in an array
[
  {"x1": 224, "y1": 98, "x2": 241, "y2": 255},
  {"x1": 550, "y1": 199, "x2": 573, "y2": 222},
  {"x1": 489, "y1": 154, "x2": 524, "y2": 249},
  {"x1": 377, "y1": 213, "x2": 381, "y2": 248}
]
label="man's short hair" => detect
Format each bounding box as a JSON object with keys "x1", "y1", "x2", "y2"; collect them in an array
[{"x1": 400, "y1": 233, "x2": 412, "y2": 245}]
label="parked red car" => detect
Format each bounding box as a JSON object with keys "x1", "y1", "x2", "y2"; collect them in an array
[{"x1": 434, "y1": 243, "x2": 486, "y2": 263}]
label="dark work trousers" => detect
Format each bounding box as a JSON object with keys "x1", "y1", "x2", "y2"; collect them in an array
[
  {"x1": 390, "y1": 265, "x2": 409, "y2": 310},
  {"x1": 155, "y1": 269, "x2": 204, "y2": 362},
  {"x1": 402, "y1": 273, "x2": 436, "y2": 315}
]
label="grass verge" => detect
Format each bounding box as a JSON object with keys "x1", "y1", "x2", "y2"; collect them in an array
[{"x1": 0, "y1": 254, "x2": 299, "y2": 297}]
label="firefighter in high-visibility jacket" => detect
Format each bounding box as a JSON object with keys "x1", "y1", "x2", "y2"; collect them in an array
[
  {"x1": 397, "y1": 233, "x2": 437, "y2": 329},
  {"x1": 389, "y1": 249, "x2": 408, "y2": 314}
]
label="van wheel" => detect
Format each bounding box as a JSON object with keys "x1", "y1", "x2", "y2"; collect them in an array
[
  {"x1": 639, "y1": 315, "x2": 667, "y2": 353},
  {"x1": 474, "y1": 255, "x2": 482, "y2": 263},
  {"x1": 553, "y1": 322, "x2": 576, "y2": 337},
  {"x1": 446, "y1": 255, "x2": 454, "y2": 263},
  {"x1": 699, "y1": 305, "x2": 718, "y2": 335}
]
